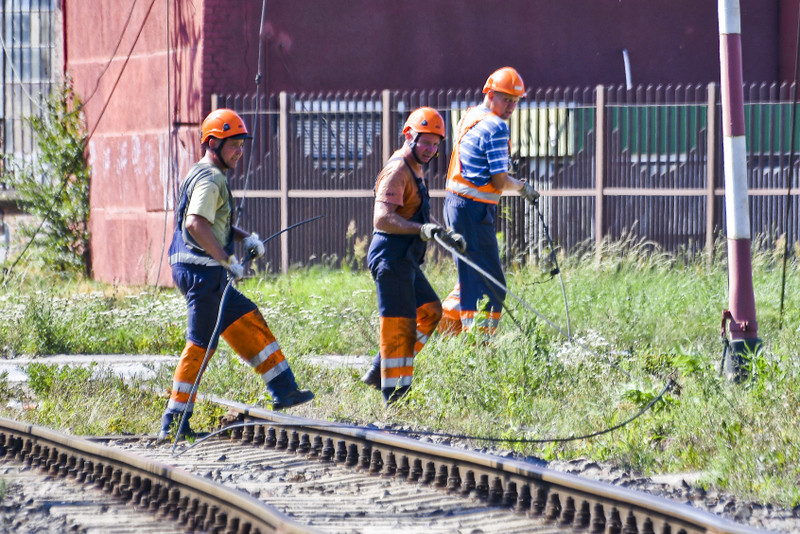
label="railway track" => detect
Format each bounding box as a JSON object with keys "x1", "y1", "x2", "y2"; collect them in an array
[
  {"x1": 0, "y1": 415, "x2": 306, "y2": 533},
  {"x1": 0, "y1": 397, "x2": 770, "y2": 533}
]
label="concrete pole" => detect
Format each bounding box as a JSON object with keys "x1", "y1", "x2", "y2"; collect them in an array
[{"x1": 718, "y1": 0, "x2": 761, "y2": 381}]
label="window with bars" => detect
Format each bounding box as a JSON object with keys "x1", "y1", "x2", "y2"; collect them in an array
[
  {"x1": 1, "y1": 0, "x2": 58, "y2": 178},
  {"x1": 293, "y1": 98, "x2": 381, "y2": 172}
]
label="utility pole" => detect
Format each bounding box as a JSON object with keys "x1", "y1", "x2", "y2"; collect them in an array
[{"x1": 718, "y1": 0, "x2": 761, "y2": 381}]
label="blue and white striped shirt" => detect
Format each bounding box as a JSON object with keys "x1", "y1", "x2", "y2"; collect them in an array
[{"x1": 458, "y1": 106, "x2": 510, "y2": 187}]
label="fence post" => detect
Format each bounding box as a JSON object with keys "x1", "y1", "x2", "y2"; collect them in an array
[
  {"x1": 279, "y1": 91, "x2": 290, "y2": 274},
  {"x1": 594, "y1": 84, "x2": 606, "y2": 260},
  {"x1": 706, "y1": 82, "x2": 717, "y2": 263},
  {"x1": 382, "y1": 89, "x2": 392, "y2": 163}
]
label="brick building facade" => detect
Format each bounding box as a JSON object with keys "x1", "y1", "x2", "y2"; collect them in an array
[{"x1": 61, "y1": 0, "x2": 799, "y2": 284}]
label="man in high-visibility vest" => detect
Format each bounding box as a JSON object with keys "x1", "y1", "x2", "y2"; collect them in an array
[
  {"x1": 159, "y1": 109, "x2": 313, "y2": 441},
  {"x1": 439, "y1": 67, "x2": 540, "y2": 337},
  {"x1": 361, "y1": 107, "x2": 466, "y2": 403}
]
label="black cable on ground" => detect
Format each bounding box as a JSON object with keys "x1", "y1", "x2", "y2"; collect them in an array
[{"x1": 172, "y1": 378, "x2": 673, "y2": 457}]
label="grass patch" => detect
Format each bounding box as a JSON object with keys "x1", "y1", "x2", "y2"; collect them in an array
[{"x1": 1, "y1": 241, "x2": 800, "y2": 506}]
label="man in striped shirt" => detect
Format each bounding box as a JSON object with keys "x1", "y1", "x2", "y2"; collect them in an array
[{"x1": 440, "y1": 67, "x2": 540, "y2": 337}]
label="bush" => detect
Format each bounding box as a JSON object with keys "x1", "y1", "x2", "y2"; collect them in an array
[{"x1": 1, "y1": 79, "x2": 90, "y2": 274}]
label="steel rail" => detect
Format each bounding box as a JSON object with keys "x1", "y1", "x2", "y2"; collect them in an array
[
  {"x1": 0, "y1": 416, "x2": 319, "y2": 534},
  {"x1": 207, "y1": 395, "x2": 768, "y2": 534}
]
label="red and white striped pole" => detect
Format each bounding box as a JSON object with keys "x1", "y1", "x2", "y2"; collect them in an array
[{"x1": 718, "y1": 0, "x2": 761, "y2": 380}]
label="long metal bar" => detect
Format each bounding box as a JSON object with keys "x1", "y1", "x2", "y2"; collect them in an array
[{"x1": 718, "y1": 0, "x2": 761, "y2": 380}]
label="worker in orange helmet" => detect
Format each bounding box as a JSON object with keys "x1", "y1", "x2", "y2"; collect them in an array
[
  {"x1": 361, "y1": 107, "x2": 466, "y2": 404},
  {"x1": 439, "y1": 67, "x2": 540, "y2": 338},
  {"x1": 159, "y1": 108, "x2": 313, "y2": 441}
]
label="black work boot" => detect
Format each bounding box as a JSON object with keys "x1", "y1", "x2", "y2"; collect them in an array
[
  {"x1": 272, "y1": 388, "x2": 315, "y2": 410},
  {"x1": 360, "y1": 353, "x2": 381, "y2": 390},
  {"x1": 383, "y1": 385, "x2": 410, "y2": 405},
  {"x1": 157, "y1": 411, "x2": 198, "y2": 442}
]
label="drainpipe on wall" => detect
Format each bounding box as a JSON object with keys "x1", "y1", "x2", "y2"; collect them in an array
[{"x1": 718, "y1": 0, "x2": 761, "y2": 381}]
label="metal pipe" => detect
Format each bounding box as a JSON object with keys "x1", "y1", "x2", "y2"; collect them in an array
[
  {"x1": 622, "y1": 49, "x2": 632, "y2": 90},
  {"x1": 718, "y1": 0, "x2": 761, "y2": 381}
]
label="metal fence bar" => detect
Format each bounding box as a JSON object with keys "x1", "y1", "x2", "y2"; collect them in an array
[
  {"x1": 595, "y1": 85, "x2": 606, "y2": 254},
  {"x1": 279, "y1": 91, "x2": 289, "y2": 273},
  {"x1": 706, "y1": 82, "x2": 718, "y2": 260}
]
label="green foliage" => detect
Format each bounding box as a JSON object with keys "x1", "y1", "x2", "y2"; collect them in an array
[
  {"x1": 26, "y1": 363, "x2": 94, "y2": 397},
  {"x1": 0, "y1": 278, "x2": 185, "y2": 356},
  {"x1": 2, "y1": 241, "x2": 800, "y2": 506},
  {"x1": 4, "y1": 363, "x2": 163, "y2": 435},
  {"x1": 2, "y1": 79, "x2": 90, "y2": 273},
  {"x1": 244, "y1": 266, "x2": 378, "y2": 355}
]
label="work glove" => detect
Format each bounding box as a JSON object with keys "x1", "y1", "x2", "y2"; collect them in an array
[
  {"x1": 419, "y1": 223, "x2": 443, "y2": 241},
  {"x1": 519, "y1": 182, "x2": 540, "y2": 205},
  {"x1": 221, "y1": 254, "x2": 245, "y2": 281},
  {"x1": 243, "y1": 232, "x2": 265, "y2": 258},
  {"x1": 438, "y1": 228, "x2": 467, "y2": 253}
]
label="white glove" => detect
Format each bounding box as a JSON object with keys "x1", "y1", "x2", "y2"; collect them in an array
[
  {"x1": 221, "y1": 254, "x2": 245, "y2": 281},
  {"x1": 519, "y1": 182, "x2": 540, "y2": 204},
  {"x1": 439, "y1": 228, "x2": 467, "y2": 253},
  {"x1": 243, "y1": 232, "x2": 265, "y2": 258},
  {"x1": 419, "y1": 223, "x2": 443, "y2": 241}
]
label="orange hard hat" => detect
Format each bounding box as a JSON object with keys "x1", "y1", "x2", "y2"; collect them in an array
[
  {"x1": 402, "y1": 107, "x2": 445, "y2": 138},
  {"x1": 201, "y1": 108, "x2": 252, "y2": 144},
  {"x1": 482, "y1": 67, "x2": 526, "y2": 97}
]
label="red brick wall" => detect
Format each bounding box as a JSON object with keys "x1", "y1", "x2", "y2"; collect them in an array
[
  {"x1": 63, "y1": 0, "x2": 793, "y2": 285},
  {"x1": 66, "y1": 0, "x2": 198, "y2": 285}
]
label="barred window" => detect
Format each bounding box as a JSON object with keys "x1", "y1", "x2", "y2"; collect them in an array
[{"x1": 1, "y1": 0, "x2": 58, "y2": 174}]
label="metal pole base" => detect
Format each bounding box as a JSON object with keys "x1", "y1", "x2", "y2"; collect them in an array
[{"x1": 722, "y1": 338, "x2": 762, "y2": 383}]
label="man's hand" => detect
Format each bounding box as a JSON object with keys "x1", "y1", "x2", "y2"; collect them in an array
[
  {"x1": 419, "y1": 223, "x2": 443, "y2": 241},
  {"x1": 438, "y1": 228, "x2": 467, "y2": 253},
  {"x1": 519, "y1": 182, "x2": 540, "y2": 204},
  {"x1": 221, "y1": 254, "x2": 245, "y2": 281},
  {"x1": 243, "y1": 233, "x2": 265, "y2": 258}
]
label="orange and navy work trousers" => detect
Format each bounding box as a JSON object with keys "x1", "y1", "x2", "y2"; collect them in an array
[
  {"x1": 442, "y1": 192, "x2": 504, "y2": 336},
  {"x1": 164, "y1": 263, "x2": 298, "y2": 417},
  {"x1": 367, "y1": 232, "x2": 442, "y2": 402}
]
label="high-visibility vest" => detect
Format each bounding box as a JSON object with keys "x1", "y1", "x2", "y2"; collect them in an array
[
  {"x1": 168, "y1": 164, "x2": 235, "y2": 267},
  {"x1": 445, "y1": 108, "x2": 504, "y2": 204}
]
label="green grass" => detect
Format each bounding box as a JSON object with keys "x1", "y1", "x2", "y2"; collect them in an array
[{"x1": 1, "y1": 239, "x2": 800, "y2": 506}]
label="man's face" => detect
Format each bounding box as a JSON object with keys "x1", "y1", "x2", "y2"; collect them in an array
[
  {"x1": 412, "y1": 133, "x2": 442, "y2": 163},
  {"x1": 218, "y1": 138, "x2": 245, "y2": 169},
  {"x1": 487, "y1": 91, "x2": 519, "y2": 120}
]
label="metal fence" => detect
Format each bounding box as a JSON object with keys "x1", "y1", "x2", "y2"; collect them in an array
[{"x1": 217, "y1": 83, "x2": 800, "y2": 273}]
